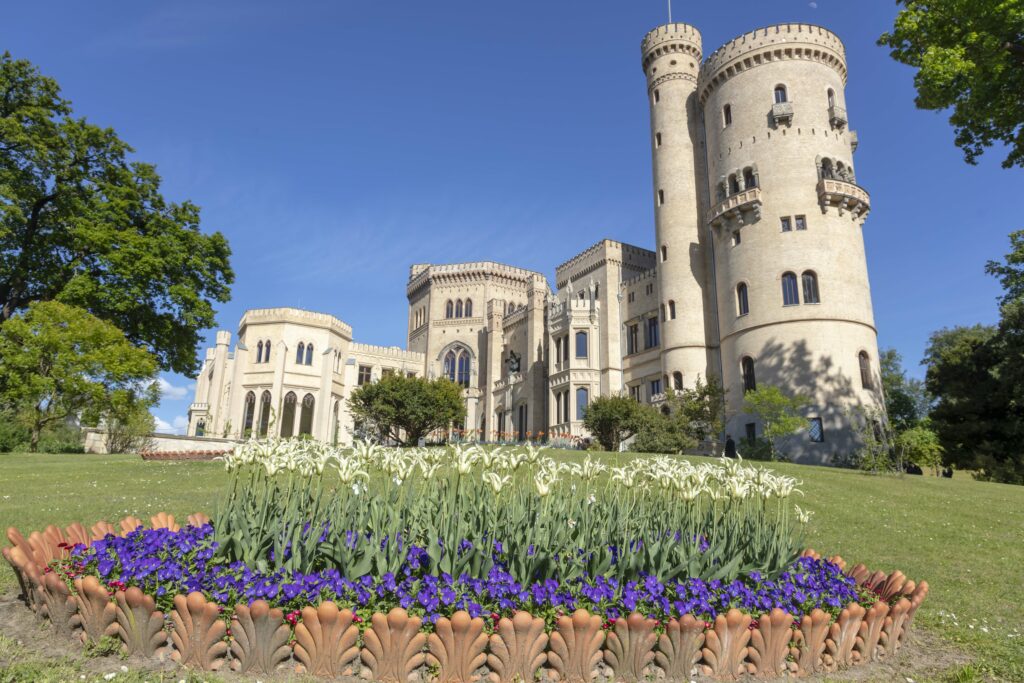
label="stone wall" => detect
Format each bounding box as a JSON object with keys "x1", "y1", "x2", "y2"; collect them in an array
[{"x1": 82, "y1": 428, "x2": 240, "y2": 455}]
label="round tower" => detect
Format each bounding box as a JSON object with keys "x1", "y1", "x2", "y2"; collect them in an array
[
  {"x1": 699, "y1": 24, "x2": 882, "y2": 461},
  {"x1": 641, "y1": 24, "x2": 713, "y2": 391}
]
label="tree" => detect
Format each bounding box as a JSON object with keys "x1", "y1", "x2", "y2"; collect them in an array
[
  {"x1": 0, "y1": 301, "x2": 159, "y2": 451},
  {"x1": 742, "y1": 386, "x2": 811, "y2": 461},
  {"x1": 671, "y1": 375, "x2": 728, "y2": 444},
  {"x1": 98, "y1": 385, "x2": 158, "y2": 454},
  {"x1": 348, "y1": 374, "x2": 465, "y2": 446},
  {"x1": 879, "y1": 348, "x2": 931, "y2": 432},
  {"x1": 583, "y1": 396, "x2": 643, "y2": 452},
  {"x1": 879, "y1": 0, "x2": 1024, "y2": 168},
  {"x1": 896, "y1": 423, "x2": 945, "y2": 475},
  {"x1": 0, "y1": 53, "x2": 233, "y2": 374}
]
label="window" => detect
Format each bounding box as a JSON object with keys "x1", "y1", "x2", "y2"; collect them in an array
[
  {"x1": 795, "y1": 215, "x2": 807, "y2": 231},
  {"x1": 195, "y1": 420, "x2": 205, "y2": 437},
  {"x1": 782, "y1": 272, "x2": 800, "y2": 306},
  {"x1": 781, "y1": 217, "x2": 792, "y2": 232},
  {"x1": 358, "y1": 365, "x2": 372, "y2": 385},
  {"x1": 263, "y1": 340, "x2": 271, "y2": 363},
  {"x1": 305, "y1": 343, "x2": 313, "y2": 366},
  {"x1": 280, "y1": 392, "x2": 297, "y2": 438},
  {"x1": 673, "y1": 371, "x2": 683, "y2": 391},
  {"x1": 650, "y1": 379, "x2": 662, "y2": 397},
  {"x1": 743, "y1": 167, "x2": 756, "y2": 189},
  {"x1": 518, "y1": 404, "x2": 527, "y2": 441},
  {"x1": 562, "y1": 390, "x2": 570, "y2": 422},
  {"x1": 741, "y1": 356, "x2": 756, "y2": 393},
  {"x1": 668, "y1": 300, "x2": 676, "y2": 320},
  {"x1": 661, "y1": 245, "x2": 668, "y2": 261},
  {"x1": 296, "y1": 343, "x2": 305, "y2": 364},
  {"x1": 809, "y1": 417, "x2": 824, "y2": 443},
  {"x1": 723, "y1": 104, "x2": 732, "y2": 126},
  {"x1": 627, "y1": 324, "x2": 639, "y2": 355},
  {"x1": 657, "y1": 189, "x2": 665, "y2": 206},
  {"x1": 627, "y1": 291, "x2": 635, "y2": 303},
  {"x1": 575, "y1": 331, "x2": 588, "y2": 358},
  {"x1": 645, "y1": 283, "x2": 654, "y2": 295},
  {"x1": 555, "y1": 392, "x2": 562, "y2": 424},
  {"x1": 445, "y1": 300, "x2": 454, "y2": 319},
  {"x1": 464, "y1": 299, "x2": 473, "y2": 317},
  {"x1": 444, "y1": 351, "x2": 457, "y2": 382},
  {"x1": 455, "y1": 300, "x2": 463, "y2": 318},
  {"x1": 242, "y1": 391, "x2": 256, "y2": 435},
  {"x1": 562, "y1": 335, "x2": 569, "y2": 362},
  {"x1": 655, "y1": 132, "x2": 662, "y2": 147},
  {"x1": 629, "y1": 384, "x2": 641, "y2": 402},
  {"x1": 256, "y1": 341, "x2": 263, "y2": 364},
  {"x1": 744, "y1": 422, "x2": 757, "y2": 443},
  {"x1": 827, "y1": 88, "x2": 836, "y2": 108},
  {"x1": 821, "y1": 158, "x2": 834, "y2": 179},
  {"x1": 258, "y1": 391, "x2": 272, "y2": 437},
  {"x1": 732, "y1": 230, "x2": 741, "y2": 246},
  {"x1": 382, "y1": 368, "x2": 395, "y2": 377},
  {"x1": 859, "y1": 351, "x2": 873, "y2": 389},
  {"x1": 645, "y1": 316, "x2": 659, "y2": 349},
  {"x1": 802, "y1": 271, "x2": 820, "y2": 304},
  {"x1": 299, "y1": 394, "x2": 315, "y2": 436},
  {"x1": 737, "y1": 283, "x2": 749, "y2": 316},
  {"x1": 729, "y1": 174, "x2": 740, "y2": 195},
  {"x1": 457, "y1": 352, "x2": 470, "y2": 387},
  {"x1": 774, "y1": 85, "x2": 788, "y2": 104},
  {"x1": 576, "y1": 388, "x2": 589, "y2": 420},
  {"x1": 653, "y1": 89, "x2": 660, "y2": 103}
]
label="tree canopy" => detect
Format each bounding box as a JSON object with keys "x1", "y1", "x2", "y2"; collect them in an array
[
  {"x1": 0, "y1": 301, "x2": 159, "y2": 451},
  {"x1": 0, "y1": 52, "x2": 233, "y2": 374},
  {"x1": 348, "y1": 374, "x2": 466, "y2": 446},
  {"x1": 742, "y1": 386, "x2": 810, "y2": 461},
  {"x1": 879, "y1": 347, "x2": 931, "y2": 432},
  {"x1": 583, "y1": 396, "x2": 643, "y2": 452},
  {"x1": 879, "y1": 0, "x2": 1024, "y2": 168}
]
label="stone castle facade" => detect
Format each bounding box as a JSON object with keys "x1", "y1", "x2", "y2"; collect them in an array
[{"x1": 188, "y1": 22, "x2": 883, "y2": 463}]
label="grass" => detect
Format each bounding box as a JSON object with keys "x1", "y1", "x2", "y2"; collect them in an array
[{"x1": 0, "y1": 450, "x2": 1022, "y2": 681}]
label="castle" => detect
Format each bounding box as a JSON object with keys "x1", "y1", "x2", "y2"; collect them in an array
[{"x1": 187, "y1": 21, "x2": 883, "y2": 463}]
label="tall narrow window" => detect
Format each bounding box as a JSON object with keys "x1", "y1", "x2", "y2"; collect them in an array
[
  {"x1": 650, "y1": 379, "x2": 662, "y2": 397},
  {"x1": 802, "y1": 271, "x2": 820, "y2": 304},
  {"x1": 774, "y1": 85, "x2": 788, "y2": 103},
  {"x1": 668, "y1": 300, "x2": 676, "y2": 320},
  {"x1": 741, "y1": 357, "x2": 757, "y2": 393},
  {"x1": 744, "y1": 422, "x2": 757, "y2": 443},
  {"x1": 655, "y1": 132, "x2": 662, "y2": 147},
  {"x1": 305, "y1": 343, "x2": 313, "y2": 365},
  {"x1": 673, "y1": 371, "x2": 684, "y2": 391},
  {"x1": 464, "y1": 299, "x2": 473, "y2": 317},
  {"x1": 555, "y1": 392, "x2": 562, "y2": 424},
  {"x1": 737, "y1": 283, "x2": 749, "y2": 316},
  {"x1": 296, "y1": 343, "x2": 304, "y2": 364},
  {"x1": 661, "y1": 245, "x2": 668, "y2": 261},
  {"x1": 575, "y1": 331, "x2": 588, "y2": 358},
  {"x1": 645, "y1": 316, "x2": 660, "y2": 349},
  {"x1": 457, "y1": 352, "x2": 470, "y2": 387},
  {"x1": 723, "y1": 104, "x2": 732, "y2": 126},
  {"x1": 782, "y1": 272, "x2": 800, "y2": 306},
  {"x1": 732, "y1": 230, "x2": 742, "y2": 246},
  {"x1": 562, "y1": 336, "x2": 569, "y2": 362},
  {"x1": 444, "y1": 351, "x2": 457, "y2": 382},
  {"x1": 576, "y1": 388, "x2": 589, "y2": 421},
  {"x1": 859, "y1": 351, "x2": 873, "y2": 389},
  {"x1": 627, "y1": 324, "x2": 638, "y2": 355},
  {"x1": 657, "y1": 189, "x2": 665, "y2": 206},
  {"x1": 653, "y1": 89, "x2": 660, "y2": 103},
  {"x1": 258, "y1": 391, "x2": 272, "y2": 437},
  {"x1": 729, "y1": 174, "x2": 740, "y2": 194},
  {"x1": 299, "y1": 394, "x2": 315, "y2": 436},
  {"x1": 743, "y1": 167, "x2": 756, "y2": 189},
  {"x1": 827, "y1": 88, "x2": 835, "y2": 108},
  {"x1": 195, "y1": 420, "x2": 206, "y2": 437},
  {"x1": 445, "y1": 300, "x2": 454, "y2": 319},
  {"x1": 242, "y1": 391, "x2": 256, "y2": 435},
  {"x1": 256, "y1": 341, "x2": 263, "y2": 364},
  {"x1": 280, "y1": 392, "x2": 297, "y2": 438},
  {"x1": 809, "y1": 417, "x2": 825, "y2": 443},
  {"x1": 263, "y1": 340, "x2": 271, "y2": 363},
  {"x1": 455, "y1": 299, "x2": 463, "y2": 318}
]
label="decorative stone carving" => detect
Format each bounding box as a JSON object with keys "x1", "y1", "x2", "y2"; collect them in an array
[
  {"x1": 655, "y1": 614, "x2": 704, "y2": 681},
  {"x1": 701, "y1": 609, "x2": 752, "y2": 678},
  {"x1": 150, "y1": 512, "x2": 179, "y2": 531},
  {"x1": 747, "y1": 608, "x2": 793, "y2": 677},
  {"x1": 114, "y1": 587, "x2": 167, "y2": 657},
  {"x1": 230, "y1": 600, "x2": 292, "y2": 675},
  {"x1": 824, "y1": 603, "x2": 865, "y2": 669},
  {"x1": 603, "y1": 613, "x2": 657, "y2": 682},
  {"x1": 294, "y1": 602, "x2": 360, "y2": 677},
  {"x1": 547, "y1": 609, "x2": 605, "y2": 683},
  {"x1": 39, "y1": 571, "x2": 78, "y2": 636},
  {"x1": 427, "y1": 611, "x2": 488, "y2": 683},
  {"x1": 361, "y1": 608, "x2": 427, "y2": 682},
  {"x1": 73, "y1": 576, "x2": 117, "y2": 644},
  {"x1": 794, "y1": 608, "x2": 830, "y2": 675},
  {"x1": 170, "y1": 592, "x2": 228, "y2": 670},
  {"x1": 487, "y1": 611, "x2": 548, "y2": 683}
]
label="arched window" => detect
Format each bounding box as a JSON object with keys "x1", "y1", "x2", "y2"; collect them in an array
[
  {"x1": 729, "y1": 174, "x2": 740, "y2": 195},
  {"x1": 444, "y1": 351, "x2": 457, "y2": 382},
  {"x1": 668, "y1": 300, "x2": 676, "y2": 320},
  {"x1": 827, "y1": 88, "x2": 836, "y2": 108},
  {"x1": 836, "y1": 161, "x2": 847, "y2": 179},
  {"x1": 802, "y1": 271, "x2": 820, "y2": 304},
  {"x1": 743, "y1": 167, "x2": 756, "y2": 189},
  {"x1": 741, "y1": 357, "x2": 757, "y2": 393},
  {"x1": 296, "y1": 343, "x2": 304, "y2": 364},
  {"x1": 782, "y1": 272, "x2": 800, "y2": 306},
  {"x1": 455, "y1": 299, "x2": 463, "y2": 318},
  {"x1": 457, "y1": 352, "x2": 470, "y2": 387},
  {"x1": 821, "y1": 158, "x2": 834, "y2": 179},
  {"x1": 445, "y1": 300, "x2": 454, "y2": 319},
  {"x1": 575, "y1": 331, "x2": 588, "y2": 359},
  {"x1": 242, "y1": 391, "x2": 256, "y2": 435},
  {"x1": 737, "y1": 283, "x2": 749, "y2": 316},
  {"x1": 195, "y1": 420, "x2": 205, "y2": 437},
  {"x1": 661, "y1": 245, "x2": 668, "y2": 262},
  {"x1": 774, "y1": 85, "x2": 788, "y2": 104},
  {"x1": 299, "y1": 393, "x2": 315, "y2": 436},
  {"x1": 464, "y1": 299, "x2": 473, "y2": 317},
  {"x1": 256, "y1": 341, "x2": 263, "y2": 364},
  {"x1": 305, "y1": 343, "x2": 313, "y2": 365},
  {"x1": 859, "y1": 352, "x2": 873, "y2": 390},
  {"x1": 723, "y1": 104, "x2": 732, "y2": 126},
  {"x1": 280, "y1": 392, "x2": 297, "y2": 438},
  {"x1": 575, "y1": 387, "x2": 589, "y2": 421},
  {"x1": 263, "y1": 340, "x2": 271, "y2": 363},
  {"x1": 258, "y1": 391, "x2": 272, "y2": 437},
  {"x1": 673, "y1": 371, "x2": 684, "y2": 391}
]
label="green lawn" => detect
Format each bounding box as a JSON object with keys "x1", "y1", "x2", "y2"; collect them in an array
[{"x1": 0, "y1": 451, "x2": 1021, "y2": 681}]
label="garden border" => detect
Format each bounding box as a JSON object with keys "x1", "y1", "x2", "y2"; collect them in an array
[{"x1": 3, "y1": 513, "x2": 929, "y2": 680}]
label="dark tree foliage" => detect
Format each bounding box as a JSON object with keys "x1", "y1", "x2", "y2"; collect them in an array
[
  {"x1": 348, "y1": 374, "x2": 466, "y2": 446},
  {"x1": 0, "y1": 53, "x2": 233, "y2": 374},
  {"x1": 879, "y1": 348, "x2": 931, "y2": 432}
]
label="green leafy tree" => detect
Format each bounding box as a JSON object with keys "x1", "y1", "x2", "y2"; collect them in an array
[
  {"x1": 583, "y1": 395, "x2": 643, "y2": 452},
  {"x1": 742, "y1": 386, "x2": 811, "y2": 461},
  {"x1": 672, "y1": 375, "x2": 728, "y2": 444},
  {"x1": 879, "y1": 0, "x2": 1024, "y2": 168},
  {"x1": 0, "y1": 301, "x2": 159, "y2": 451},
  {"x1": 879, "y1": 348, "x2": 931, "y2": 432},
  {"x1": 348, "y1": 374, "x2": 465, "y2": 446},
  {"x1": 896, "y1": 423, "x2": 945, "y2": 475},
  {"x1": 0, "y1": 53, "x2": 233, "y2": 374},
  {"x1": 97, "y1": 384, "x2": 158, "y2": 454}
]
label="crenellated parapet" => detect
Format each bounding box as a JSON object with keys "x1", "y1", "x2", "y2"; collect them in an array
[
  {"x1": 348, "y1": 343, "x2": 425, "y2": 364},
  {"x1": 406, "y1": 261, "x2": 549, "y2": 296},
  {"x1": 641, "y1": 23, "x2": 702, "y2": 73},
  {"x1": 555, "y1": 239, "x2": 655, "y2": 290},
  {"x1": 239, "y1": 307, "x2": 352, "y2": 339}
]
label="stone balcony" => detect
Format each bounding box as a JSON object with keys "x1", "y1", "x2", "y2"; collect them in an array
[
  {"x1": 817, "y1": 178, "x2": 871, "y2": 220},
  {"x1": 708, "y1": 187, "x2": 762, "y2": 228},
  {"x1": 829, "y1": 104, "x2": 847, "y2": 129},
  {"x1": 771, "y1": 101, "x2": 794, "y2": 126},
  {"x1": 189, "y1": 402, "x2": 209, "y2": 413}
]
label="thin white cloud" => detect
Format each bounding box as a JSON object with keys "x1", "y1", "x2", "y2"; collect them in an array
[
  {"x1": 153, "y1": 416, "x2": 173, "y2": 433},
  {"x1": 156, "y1": 377, "x2": 191, "y2": 401},
  {"x1": 809, "y1": 2, "x2": 818, "y2": 8},
  {"x1": 153, "y1": 414, "x2": 190, "y2": 435},
  {"x1": 172, "y1": 416, "x2": 190, "y2": 433}
]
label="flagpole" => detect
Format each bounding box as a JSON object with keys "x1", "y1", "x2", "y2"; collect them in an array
[{"x1": 668, "y1": 0, "x2": 672, "y2": 22}]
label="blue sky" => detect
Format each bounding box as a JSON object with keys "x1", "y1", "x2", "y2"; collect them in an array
[{"x1": 5, "y1": 1, "x2": 1021, "y2": 433}]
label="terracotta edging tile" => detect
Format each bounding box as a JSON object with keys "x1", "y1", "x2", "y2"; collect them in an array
[
  {"x1": 700, "y1": 608, "x2": 752, "y2": 678},
  {"x1": 114, "y1": 587, "x2": 167, "y2": 657},
  {"x1": 293, "y1": 602, "x2": 360, "y2": 677},
  {"x1": 487, "y1": 611, "x2": 548, "y2": 683},
  {"x1": 747, "y1": 608, "x2": 793, "y2": 677},
  {"x1": 230, "y1": 600, "x2": 292, "y2": 675},
  {"x1": 656, "y1": 614, "x2": 704, "y2": 681},
  {"x1": 547, "y1": 609, "x2": 605, "y2": 683},
  {"x1": 361, "y1": 607, "x2": 427, "y2": 682},
  {"x1": 427, "y1": 610, "x2": 488, "y2": 683},
  {"x1": 603, "y1": 612, "x2": 657, "y2": 683},
  {"x1": 73, "y1": 576, "x2": 117, "y2": 644},
  {"x1": 170, "y1": 592, "x2": 229, "y2": 670}
]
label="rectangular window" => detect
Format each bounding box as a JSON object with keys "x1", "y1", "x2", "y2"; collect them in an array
[
  {"x1": 382, "y1": 368, "x2": 395, "y2": 377},
  {"x1": 732, "y1": 230, "x2": 741, "y2": 246},
  {"x1": 745, "y1": 422, "x2": 757, "y2": 443},
  {"x1": 562, "y1": 391, "x2": 570, "y2": 423},
  {"x1": 795, "y1": 215, "x2": 807, "y2": 231},
  {"x1": 358, "y1": 365, "x2": 372, "y2": 385},
  {"x1": 627, "y1": 324, "x2": 639, "y2": 355},
  {"x1": 809, "y1": 417, "x2": 825, "y2": 443},
  {"x1": 723, "y1": 104, "x2": 732, "y2": 126},
  {"x1": 575, "y1": 331, "x2": 588, "y2": 358},
  {"x1": 554, "y1": 337, "x2": 562, "y2": 364},
  {"x1": 657, "y1": 190, "x2": 665, "y2": 206},
  {"x1": 781, "y1": 217, "x2": 792, "y2": 232},
  {"x1": 650, "y1": 379, "x2": 662, "y2": 397},
  {"x1": 645, "y1": 316, "x2": 660, "y2": 349},
  {"x1": 655, "y1": 132, "x2": 662, "y2": 147},
  {"x1": 653, "y1": 89, "x2": 660, "y2": 104},
  {"x1": 555, "y1": 392, "x2": 562, "y2": 423},
  {"x1": 629, "y1": 384, "x2": 641, "y2": 402}
]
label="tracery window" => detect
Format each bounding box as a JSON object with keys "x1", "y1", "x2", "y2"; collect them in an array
[{"x1": 782, "y1": 272, "x2": 800, "y2": 306}]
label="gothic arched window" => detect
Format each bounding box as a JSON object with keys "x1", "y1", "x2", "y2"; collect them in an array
[
  {"x1": 741, "y1": 357, "x2": 757, "y2": 393},
  {"x1": 444, "y1": 351, "x2": 457, "y2": 382},
  {"x1": 723, "y1": 104, "x2": 732, "y2": 126},
  {"x1": 455, "y1": 299, "x2": 463, "y2": 318},
  {"x1": 575, "y1": 331, "x2": 588, "y2": 359},
  {"x1": 737, "y1": 283, "x2": 750, "y2": 316},
  {"x1": 827, "y1": 88, "x2": 836, "y2": 108},
  {"x1": 729, "y1": 174, "x2": 740, "y2": 195},
  {"x1": 743, "y1": 167, "x2": 756, "y2": 189},
  {"x1": 263, "y1": 340, "x2": 271, "y2": 363},
  {"x1": 195, "y1": 420, "x2": 206, "y2": 437},
  {"x1": 457, "y1": 352, "x2": 470, "y2": 387},
  {"x1": 256, "y1": 341, "x2": 263, "y2": 364},
  {"x1": 802, "y1": 271, "x2": 820, "y2": 304},
  {"x1": 859, "y1": 351, "x2": 873, "y2": 390},
  {"x1": 242, "y1": 391, "x2": 256, "y2": 435},
  {"x1": 445, "y1": 300, "x2": 454, "y2": 319},
  {"x1": 782, "y1": 272, "x2": 800, "y2": 306},
  {"x1": 258, "y1": 391, "x2": 272, "y2": 437},
  {"x1": 305, "y1": 343, "x2": 313, "y2": 365},
  {"x1": 673, "y1": 371, "x2": 684, "y2": 391},
  {"x1": 464, "y1": 299, "x2": 473, "y2": 317},
  {"x1": 280, "y1": 392, "x2": 297, "y2": 438},
  {"x1": 575, "y1": 387, "x2": 589, "y2": 421},
  {"x1": 774, "y1": 85, "x2": 788, "y2": 104},
  {"x1": 668, "y1": 300, "x2": 676, "y2": 320},
  {"x1": 296, "y1": 343, "x2": 305, "y2": 364},
  {"x1": 299, "y1": 393, "x2": 315, "y2": 436}
]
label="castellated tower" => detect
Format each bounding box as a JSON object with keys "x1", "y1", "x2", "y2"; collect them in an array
[
  {"x1": 698, "y1": 24, "x2": 883, "y2": 460},
  {"x1": 641, "y1": 24, "x2": 716, "y2": 391}
]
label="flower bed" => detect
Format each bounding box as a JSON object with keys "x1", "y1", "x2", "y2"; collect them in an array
[{"x1": 139, "y1": 449, "x2": 233, "y2": 461}]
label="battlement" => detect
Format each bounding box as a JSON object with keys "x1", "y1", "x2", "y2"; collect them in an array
[
  {"x1": 641, "y1": 23, "x2": 702, "y2": 60},
  {"x1": 406, "y1": 261, "x2": 548, "y2": 294},
  {"x1": 555, "y1": 239, "x2": 655, "y2": 288},
  {"x1": 699, "y1": 24, "x2": 847, "y2": 99},
  {"x1": 349, "y1": 343, "x2": 425, "y2": 364},
  {"x1": 239, "y1": 307, "x2": 353, "y2": 338},
  {"x1": 641, "y1": 23, "x2": 702, "y2": 77},
  {"x1": 621, "y1": 267, "x2": 658, "y2": 289}
]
